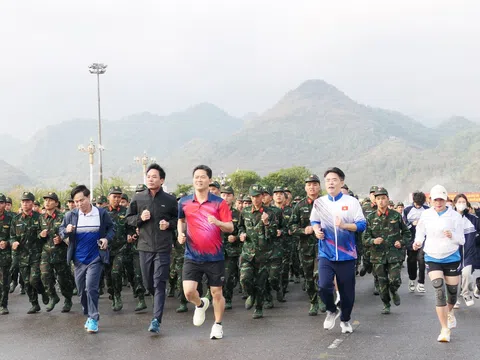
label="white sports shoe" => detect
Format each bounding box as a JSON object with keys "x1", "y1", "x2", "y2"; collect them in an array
[
  {"x1": 210, "y1": 323, "x2": 223, "y2": 339},
  {"x1": 408, "y1": 280, "x2": 415, "y2": 293},
  {"x1": 453, "y1": 300, "x2": 460, "y2": 309},
  {"x1": 340, "y1": 321, "x2": 353, "y2": 334},
  {"x1": 464, "y1": 296, "x2": 474, "y2": 307},
  {"x1": 437, "y1": 328, "x2": 450, "y2": 342},
  {"x1": 193, "y1": 297, "x2": 210, "y2": 327},
  {"x1": 323, "y1": 309, "x2": 340, "y2": 330},
  {"x1": 447, "y1": 311, "x2": 457, "y2": 329},
  {"x1": 416, "y1": 283, "x2": 426, "y2": 293}
]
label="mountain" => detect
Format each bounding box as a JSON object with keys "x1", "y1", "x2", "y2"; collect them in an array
[
  {"x1": 0, "y1": 160, "x2": 32, "y2": 190},
  {"x1": 1, "y1": 79, "x2": 479, "y2": 200}
]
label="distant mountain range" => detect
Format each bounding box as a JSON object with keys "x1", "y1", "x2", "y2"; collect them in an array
[{"x1": 0, "y1": 80, "x2": 477, "y2": 199}]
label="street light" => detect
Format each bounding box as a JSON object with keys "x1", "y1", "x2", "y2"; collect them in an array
[
  {"x1": 134, "y1": 151, "x2": 157, "y2": 184},
  {"x1": 88, "y1": 62, "x2": 107, "y2": 186},
  {"x1": 78, "y1": 138, "x2": 96, "y2": 200},
  {"x1": 217, "y1": 170, "x2": 231, "y2": 186}
]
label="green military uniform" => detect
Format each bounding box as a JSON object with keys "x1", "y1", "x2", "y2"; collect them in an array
[
  {"x1": 39, "y1": 192, "x2": 75, "y2": 312},
  {"x1": 289, "y1": 195, "x2": 303, "y2": 283},
  {"x1": 263, "y1": 186, "x2": 283, "y2": 308},
  {"x1": 220, "y1": 186, "x2": 241, "y2": 309},
  {"x1": 239, "y1": 184, "x2": 278, "y2": 319},
  {"x1": 289, "y1": 175, "x2": 325, "y2": 316},
  {"x1": 0, "y1": 193, "x2": 13, "y2": 314},
  {"x1": 10, "y1": 192, "x2": 47, "y2": 313},
  {"x1": 280, "y1": 201, "x2": 294, "y2": 295},
  {"x1": 105, "y1": 187, "x2": 133, "y2": 311},
  {"x1": 363, "y1": 187, "x2": 409, "y2": 314}
]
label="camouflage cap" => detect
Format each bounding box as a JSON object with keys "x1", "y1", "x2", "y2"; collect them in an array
[
  {"x1": 97, "y1": 195, "x2": 107, "y2": 203},
  {"x1": 20, "y1": 192, "x2": 35, "y2": 201},
  {"x1": 294, "y1": 195, "x2": 302, "y2": 201},
  {"x1": 249, "y1": 184, "x2": 263, "y2": 196},
  {"x1": 262, "y1": 186, "x2": 272, "y2": 195},
  {"x1": 283, "y1": 187, "x2": 291, "y2": 193},
  {"x1": 121, "y1": 193, "x2": 129, "y2": 201},
  {"x1": 273, "y1": 186, "x2": 285, "y2": 193},
  {"x1": 220, "y1": 185, "x2": 234, "y2": 195},
  {"x1": 67, "y1": 198, "x2": 74, "y2": 203},
  {"x1": 369, "y1": 185, "x2": 379, "y2": 194},
  {"x1": 374, "y1": 187, "x2": 389, "y2": 197},
  {"x1": 236, "y1": 193, "x2": 244, "y2": 200},
  {"x1": 305, "y1": 174, "x2": 320, "y2": 183},
  {"x1": 0, "y1": 193, "x2": 6, "y2": 202},
  {"x1": 389, "y1": 200, "x2": 395, "y2": 206},
  {"x1": 209, "y1": 181, "x2": 221, "y2": 189},
  {"x1": 396, "y1": 202, "x2": 404, "y2": 207},
  {"x1": 108, "y1": 186, "x2": 123, "y2": 195},
  {"x1": 135, "y1": 184, "x2": 147, "y2": 193},
  {"x1": 34, "y1": 200, "x2": 41, "y2": 206},
  {"x1": 243, "y1": 195, "x2": 252, "y2": 202},
  {"x1": 5, "y1": 197, "x2": 12, "y2": 204},
  {"x1": 43, "y1": 192, "x2": 59, "y2": 202}
]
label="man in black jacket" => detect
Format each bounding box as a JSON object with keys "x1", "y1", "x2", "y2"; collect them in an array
[{"x1": 126, "y1": 163, "x2": 178, "y2": 334}]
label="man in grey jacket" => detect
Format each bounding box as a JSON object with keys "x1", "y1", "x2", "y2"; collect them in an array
[{"x1": 126, "y1": 163, "x2": 178, "y2": 334}]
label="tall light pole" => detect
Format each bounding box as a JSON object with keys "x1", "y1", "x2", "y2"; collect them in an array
[
  {"x1": 78, "y1": 139, "x2": 96, "y2": 200},
  {"x1": 134, "y1": 151, "x2": 156, "y2": 184},
  {"x1": 88, "y1": 62, "x2": 107, "y2": 186}
]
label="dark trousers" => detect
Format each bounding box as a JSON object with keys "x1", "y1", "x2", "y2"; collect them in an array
[
  {"x1": 318, "y1": 257, "x2": 356, "y2": 322},
  {"x1": 139, "y1": 251, "x2": 170, "y2": 322},
  {"x1": 74, "y1": 256, "x2": 103, "y2": 321},
  {"x1": 407, "y1": 249, "x2": 425, "y2": 284}
]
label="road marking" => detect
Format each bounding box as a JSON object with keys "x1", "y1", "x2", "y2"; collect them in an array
[
  {"x1": 318, "y1": 352, "x2": 347, "y2": 359},
  {"x1": 326, "y1": 320, "x2": 360, "y2": 349}
]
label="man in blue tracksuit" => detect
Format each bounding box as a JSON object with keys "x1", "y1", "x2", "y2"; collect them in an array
[{"x1": 310, "y1": 167, "x2": 366, "y2": 334}]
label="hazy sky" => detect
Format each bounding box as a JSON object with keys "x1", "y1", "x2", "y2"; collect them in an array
[{"x1": 1, "y1": 0, "x2": 479, "y2": 139}]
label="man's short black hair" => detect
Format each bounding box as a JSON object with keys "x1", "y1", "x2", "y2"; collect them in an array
[
  {"x1": 71, "y1": 185, "x2": 90, "y2": 200},
  {"x1": 412, "y1": 191, "x2": 426, "y2": 206},
  {"x1": 193, "y1": 165, "x2": 212, "y2": 179},
  {"x1": 146, "y1": 163, "x2": 166, "y2": 179},
  {"x1": 323, "y1": 167, "x2": 345, "y2": 181}
]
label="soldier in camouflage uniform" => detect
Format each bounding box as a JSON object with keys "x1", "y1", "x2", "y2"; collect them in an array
[
  {"x1": 8, "y1": 194, "x2": 25, "y2": 295},
  {"x1": 276, "y1": 187, "x2": 294, "y2": 297},
  {"x1": 10, "y1": 192, "x2": 48, "y2": 314},
  {"x1": 360, "y1": 186, "x2": 380, "y2": 295},
  {"x1": 262, "y1": 186, "x2": 284, "y2": 308},
  {"x1": 238, "y1": 184, "x2": 278, "y2": 319},
  {"x1": 290, "y1": 175, "x2": 326, "y2": 316},
  {"x1": 105, "y1": 187, "x2": 132, "y2": 311},
  {"x1": 0, "y1": 194, "x2": 13, "y2": 314},
  {"x1": 363, "y1": 187, "x2": 409, "y2": 314},
  {"x1": 220, "y1": 186, "x2": 241, "y2": 310},
  {"x1": 39, "y1": 192, "x2": 75, "y2": 312}
]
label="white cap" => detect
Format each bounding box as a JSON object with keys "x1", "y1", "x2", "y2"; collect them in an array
[{"x1": 430, "y1": 185, "x2": 448, "y2": 200}]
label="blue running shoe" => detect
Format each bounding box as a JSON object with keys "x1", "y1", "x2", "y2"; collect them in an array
[
  {"x1": 87, "y1": 319, "x2": 98, "y2": 333},
  {"x1": 84, "y1": 318, "x2": 91, "y2": 329},
  {"x1": 148, "y1": 318, "x2": 160, "y2": 334}
]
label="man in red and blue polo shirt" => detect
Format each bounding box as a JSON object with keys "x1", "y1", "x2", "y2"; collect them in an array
[{"x1": 178, "y1": 165, "x2": 233, "y2": 340}]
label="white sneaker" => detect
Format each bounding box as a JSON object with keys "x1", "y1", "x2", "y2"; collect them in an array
[
  {"x1": 323, "y1": 309, "x2": 340, "y2": 330},
  {"x1": 474, "y1": 287, "x2": 480, "y2": 299},
  {"x1": 453, "y1": 300, "x2": 460, "y2": 309},
  {"x1": 408, "y1": 280, "x2": 415, "y2": 293},
  {"x1": 210, "y1": 323, "x2": 223, "y2": 339},
  {"x1": 416, "y1": 283, "x2": 426, "y2": 293},
  {"x1": 193, "y1": 297, "x2": 210, "y2": 326},
  {"x1": 340, "y1": 321, "x2": 353, "y2": 334},
  {"x1": 464, "y1": 296, "x2": 474, "y2": 307},
  {"x1": 447, "y1": 311, "x2": 457, "y2": 329},
  {"x1": 437, "y1": 328, "x2": 451, "y2": 342}
]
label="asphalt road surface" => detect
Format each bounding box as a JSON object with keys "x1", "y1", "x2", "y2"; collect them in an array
[{"x1": 2, "y1": 268, "x2": 479, "y2": 360}]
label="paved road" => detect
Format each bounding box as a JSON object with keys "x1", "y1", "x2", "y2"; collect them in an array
[{"x1": 2, "y1": 268, "x2": 479, "y2": 360}]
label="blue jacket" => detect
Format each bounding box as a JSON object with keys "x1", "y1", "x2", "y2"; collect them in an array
[{"x1": 59, "y1": 206, "x2": 115, "y2": 264}]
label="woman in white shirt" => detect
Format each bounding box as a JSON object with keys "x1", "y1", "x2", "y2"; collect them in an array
[{"x1": 413, "y1": 185, "x2": 465, "y2": 343}]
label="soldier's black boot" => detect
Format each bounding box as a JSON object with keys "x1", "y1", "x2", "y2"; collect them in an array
[
  {"x1": 62, "y1": 297, "x2": 73, "y2": 313},
  {"x1": 135, "y1": 295, "x2": 147, "y2": 312},
  {"x1": 46, "y1": 294, "x2": 60, "y2": 312},
  {"x1": 113, "y1": 294, "x2": 123, "y2": 311}
]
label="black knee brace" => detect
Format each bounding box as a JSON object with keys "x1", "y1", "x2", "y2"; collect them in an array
[
  {"x1": 446, "y1": 284, "x2": 458, "y2": 305},
  {"x1": 432, "y1": 278, "x2": 446, "y2": 307}
]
